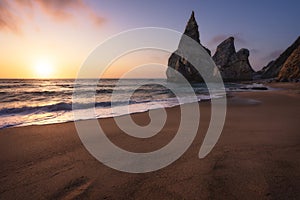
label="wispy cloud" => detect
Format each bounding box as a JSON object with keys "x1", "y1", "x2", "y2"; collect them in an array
[
  {"x1": 251, "y1": 49, "x2": 283, "y2": 69},
  {"x1": 0, "y1": 0, "x2": 105, "y2": 33},
  {"x1": 250, "y1": 48, "x2": 260, "y2": 54},
  {"x1": 263, "y1": 49, "x2": 283, "y2": 61},
  {"x1": 0, "y1": 0, "x2": 22, "y2": 33},
  {"x1": 208, "y1": 33, "x2": 247, "y2": 46},
  {"x1": 36, "y1": 0, "x2": 105, "y2": 25}
]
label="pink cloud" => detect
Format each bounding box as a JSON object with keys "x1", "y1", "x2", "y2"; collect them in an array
[
  {"x1": 265, "y1": 49, "x2": 283, "y2": 60},
  {"x1": 208, "y1": 33, "x2": 247, "y2": 46},
  {"x1": 0, "y1": 0, "x2": 22, "y2": 33},
  {"x1": 0, "y1": 0, "x2": 105, "y2": 33}
]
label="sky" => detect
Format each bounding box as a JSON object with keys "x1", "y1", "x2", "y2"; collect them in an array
[{"x1": 0, "y1": 0, "x2": 299, "y2": 79}]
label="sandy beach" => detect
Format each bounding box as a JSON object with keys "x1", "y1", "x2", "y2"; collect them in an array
[{"x1": 0, "y1": 83, "x2": 299, "y2": 200}]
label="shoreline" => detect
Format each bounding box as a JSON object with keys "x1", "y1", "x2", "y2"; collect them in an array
[
  {"x1": 0, "y1": 81, "x2": 278, "y2": 131},
  {"x1": 0, "y1": 82, "x2": 299, "y2": 199}
]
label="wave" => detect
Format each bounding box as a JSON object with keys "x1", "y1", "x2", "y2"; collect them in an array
[
  {"x1": 20, "y1": 91, "x2": 73, "y2": 96},
  {"x1": 55, "y1": 84, "x2": 74, "y2": 88},
  {"x1": 96, "y1": 89, "x2": 114, "y2": 94},
  {"x1": 0, "y1": 100, "x2": 152, "y2": 116},
  {"x1": 94, "y1": 88, "x2": 172, "y2": 95},
  {"x1": 0, "y1": 83, "x2": 35, "y2": 89},
  {"x1": 0, "y1": 102, "x2": 72, "y2": 115}
]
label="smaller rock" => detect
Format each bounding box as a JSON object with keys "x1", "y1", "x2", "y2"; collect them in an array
[
  {"x1": 212, "y1": 37, "x2": 254, "y2": 81},
  {"x1": 213, "y1": 37, "x2": 235, "y2": 67}
]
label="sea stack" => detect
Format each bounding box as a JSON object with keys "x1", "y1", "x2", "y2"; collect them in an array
[
  {"x1": 166, "y1": 11, "x2": 211, "y2": 82},
  {"x1": 212, "y1": 37, "x2": 254, "y2": 81}
]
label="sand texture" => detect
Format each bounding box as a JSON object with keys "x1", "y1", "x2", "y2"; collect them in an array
[{"x1": 0, "y1": 83, "x2": 299, "y2": 199}]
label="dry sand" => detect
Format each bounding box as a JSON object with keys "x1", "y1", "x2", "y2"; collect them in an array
[{"x1": 0, "y1": 83, "x2": 299, "y2": 200}]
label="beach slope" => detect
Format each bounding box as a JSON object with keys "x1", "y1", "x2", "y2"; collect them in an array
[{"x1": 0, "y1": 83, "x2": 299, "y2": 199}]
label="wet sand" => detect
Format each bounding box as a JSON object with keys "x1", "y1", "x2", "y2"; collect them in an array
[{"x1": 0, "y1": 83, "x2": 299, "y2": 199}]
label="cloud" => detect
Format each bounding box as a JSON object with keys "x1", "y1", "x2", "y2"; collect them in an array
[
  {"x1": 0, "y1": 0, "x2": 22, "y2": 33},
  {"x1": 0, "y1": 0, "x2": 105, "y2": 33},
  {"x1": 250, "y1": 48, "x2": 260, "y2": 54},
  {"x1": 261, "y1": 49, "x2": 283, "y2": 63},
  {"x1": 36, "y1": 0, "x2": 105, "y2": 25},
  {"x1": 250, "y1": 49, "x2": 283, "y2": 70},
  {"x1": 208, "y1": 33, "x2": 247, "y2": 46}
]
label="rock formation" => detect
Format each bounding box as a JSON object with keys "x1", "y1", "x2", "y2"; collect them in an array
[
  {"x1": 212, "y1": 37, "x2": 254, "y2": 81},
  {"x1": 166, "y1": 11, "x2": 300, "y2": 83},
  {"x1": 277, "y1": 44, "x2": 300, "y2": 82},
  {"x1": 261, "y1": 36, "x2": 300, "y2": 79},
  {"x1": 166, "y1": 11, "x2": 212, "y2": 82}
]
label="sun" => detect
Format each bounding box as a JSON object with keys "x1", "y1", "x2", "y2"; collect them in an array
[{"x1": 34, "y1": 59, "x2": 53, "y2": 78}]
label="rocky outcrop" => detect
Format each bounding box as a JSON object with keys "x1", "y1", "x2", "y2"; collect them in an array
[
  {"x1": 277, "y1": 44, "x2": 300, "y2": 82},
  {"x1": 166, "y1": 11, "x2": 211, "y2": 82},
  {"x1": 261, "y1": 36, "x2": 300, "y2": 79},
  {"x1": 212, "y1": 37, "x2": 254, "y2": 81}
]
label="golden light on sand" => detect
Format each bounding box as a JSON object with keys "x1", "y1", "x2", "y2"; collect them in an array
[{"x1": 34, "y1": 59, "x2": 54, "y2": 78}]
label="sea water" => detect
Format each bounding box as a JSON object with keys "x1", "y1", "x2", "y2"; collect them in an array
[{"x1": 0, "y1": 79, "x2": 267, "y2": 129}]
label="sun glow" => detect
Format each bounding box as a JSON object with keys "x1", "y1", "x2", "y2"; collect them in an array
[{"x1": 34, "y1": 59, "x2": 54, "y2": 78}]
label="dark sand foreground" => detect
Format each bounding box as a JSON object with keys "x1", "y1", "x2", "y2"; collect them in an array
[{"x1": 0, "y1": 83, "x2": 299, "y2": 200}]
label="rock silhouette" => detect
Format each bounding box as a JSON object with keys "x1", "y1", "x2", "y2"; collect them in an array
[
  {"x1": 166, "y1": 12, "x2": 299, "y2": 82},
  {"x1": 166, "y1": 12, "x2": 253, "y2": 82},
  {"x1": 212, "y1": 37, "x2": 254, "y2": 81},
  {"x1": 166, "y1": 11, "x2": 211, "y2": 82}
]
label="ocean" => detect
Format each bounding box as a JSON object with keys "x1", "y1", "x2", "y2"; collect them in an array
[{"x1": 0, "y1": 79, "x2": 267, "y2": 129}]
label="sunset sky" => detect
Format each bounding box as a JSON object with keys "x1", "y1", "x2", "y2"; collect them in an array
[{"x1": 1, "y1": 0, "x2": 299, "y2": 79}]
